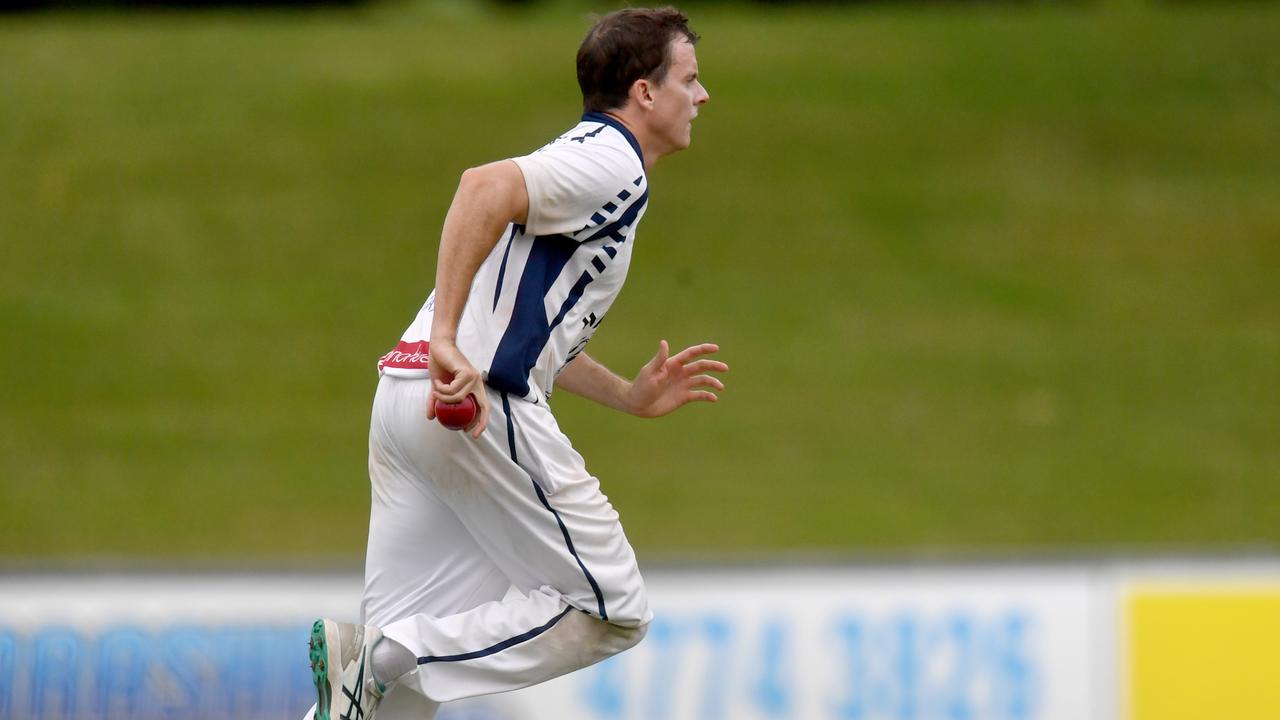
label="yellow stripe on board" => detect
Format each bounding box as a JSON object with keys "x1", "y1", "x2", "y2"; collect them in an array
[{"x1": 1128, "y1": 585, "x2": 1280, "y2": 720}]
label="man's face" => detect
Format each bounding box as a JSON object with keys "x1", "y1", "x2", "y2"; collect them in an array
[{"x1": 648, "y1": 38, "x2": 710, "y2": 155}]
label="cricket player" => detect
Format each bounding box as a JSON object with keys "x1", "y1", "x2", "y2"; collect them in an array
[{"x1": 307, "y1": 7, "x2": 721, "y2": 719}]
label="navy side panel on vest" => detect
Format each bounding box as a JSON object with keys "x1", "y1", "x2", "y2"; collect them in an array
[{"x1": 487, "y1": 234, "x2": 581, "y2": 397}]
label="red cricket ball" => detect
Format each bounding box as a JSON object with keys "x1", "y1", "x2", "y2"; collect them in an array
[{"x1": 436, "y1": 394, "x2": 478, "y2": 431}]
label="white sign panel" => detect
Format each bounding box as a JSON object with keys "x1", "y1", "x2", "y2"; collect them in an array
[
  {"x1": 0, "y1": 566, "x2": 1101, "y2": 720},
  {"x1": 494, "y1": 567, "x2": 1100, "y2": 720}
]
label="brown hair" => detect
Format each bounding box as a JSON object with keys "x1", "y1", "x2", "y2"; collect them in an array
[{"x1": 576, "y1": 7, "x2": 700, "y2": 114}]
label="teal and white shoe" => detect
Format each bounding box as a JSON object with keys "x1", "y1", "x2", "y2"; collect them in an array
[{"x1": 309, "y1": 619, "x2": 386, "y2": 720}]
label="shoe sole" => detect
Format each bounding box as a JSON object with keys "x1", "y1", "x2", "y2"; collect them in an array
[{"x1": 309, "y1": 619, "x2": 343, "y2": 720}]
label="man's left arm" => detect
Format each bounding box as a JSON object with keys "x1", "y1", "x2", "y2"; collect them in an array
[{"x1": 557, "y1": 341, "x2": 728, "y2": 418}]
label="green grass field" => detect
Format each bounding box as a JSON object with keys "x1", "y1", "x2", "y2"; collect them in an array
[{"x1": 2, "y1": 1, "x2": 1277, "y2": 561}]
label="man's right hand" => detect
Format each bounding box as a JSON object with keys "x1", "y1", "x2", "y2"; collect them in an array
[{"x1": 426, "y1": 337, "x2": 490, "y2": 439}]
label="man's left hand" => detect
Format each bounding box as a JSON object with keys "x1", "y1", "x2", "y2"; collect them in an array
[{"x1": 626, "y1": 340, "x2": 728, "y2": 418}]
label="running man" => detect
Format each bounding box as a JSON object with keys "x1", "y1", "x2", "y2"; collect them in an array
[{"x1": 308, "y1": 7, "x2": 722, "y2": 719}]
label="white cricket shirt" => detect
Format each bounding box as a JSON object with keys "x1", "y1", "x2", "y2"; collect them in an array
[{"x1": 379, "y1": 112, "x2": 649, "y2": 405}]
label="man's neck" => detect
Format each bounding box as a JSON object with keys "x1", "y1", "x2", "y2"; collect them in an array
[{"x1": 602, "y1": 110, "x2": 661, "y2": 170}]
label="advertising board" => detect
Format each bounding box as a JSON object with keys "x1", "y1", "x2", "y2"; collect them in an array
[
  {"x1": 0, "y1": 565, "x2": 1106, "y2": 720},
  {"x1": 505, "y1": 566, "x2": 1101, "y2": 720},
  {"x1": 1121, "y1": 573, "x2": 1280, "y2": 720}
]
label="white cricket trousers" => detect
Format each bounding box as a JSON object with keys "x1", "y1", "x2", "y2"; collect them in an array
[{"x1": 352, "y1": 374, "x2": 651, "y2": 718}]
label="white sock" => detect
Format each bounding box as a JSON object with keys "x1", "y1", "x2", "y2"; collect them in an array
[{"x1": 370, "y1": 636, "x2": 417, "y2": 687}]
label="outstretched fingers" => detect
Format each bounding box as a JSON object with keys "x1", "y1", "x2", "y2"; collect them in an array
[
  {"x1": 669, "y1": 342, "x2": 720, "y2": 367},
  {"x1": 630, "y1": 338, "x2": 728, "y2": 417},
  {"x1": 688, "y1": 390, "x2": 719, "y2": 404},
  {"x1": 688, "y1": 374, "x2": 726, "y2": 392},
  {"x1": 674, "y1": 344, "x2": 728, "y2": 408},
  {"x1": 647, "y1": 339, "x2": 671, "y2": 372},
  {"x1": 682, "y1": 359, "x2": 730, "y2": 375}
]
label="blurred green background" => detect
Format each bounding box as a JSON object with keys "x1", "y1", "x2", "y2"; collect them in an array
[{"x1": 1, "y1": 0, "x2": 1277, "y2": 563}]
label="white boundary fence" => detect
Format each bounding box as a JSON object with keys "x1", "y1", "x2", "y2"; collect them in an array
[{"x1": 1, "y1": 559, "x2": 1276, "y2": 720}]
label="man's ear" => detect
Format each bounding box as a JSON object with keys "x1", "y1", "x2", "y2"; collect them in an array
[{"x1": 629, "y1": 78, "x2": 656, "y2": 110}]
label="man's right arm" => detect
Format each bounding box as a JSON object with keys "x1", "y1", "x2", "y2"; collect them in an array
[{"x1": 427, "y1": 159, "x2": 529, "y2": 438}]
